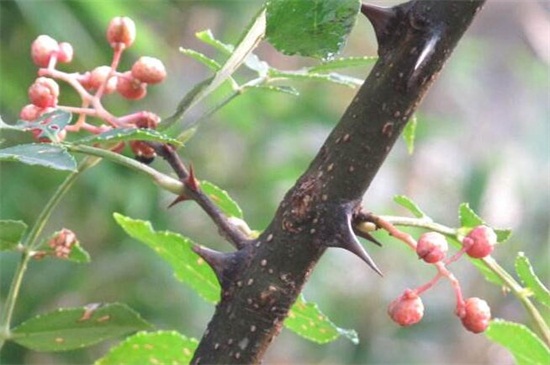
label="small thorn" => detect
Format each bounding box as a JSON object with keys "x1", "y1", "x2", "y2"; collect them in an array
[
  {"x1": 360, "y1": 3, "x2": 398, "y2": 55},
  {"x1": 341, "y1": 219, "x2": 383, "y2": 276},
  {"x1": 358, "y1": 230, "x2": 383, "y2": 247},
  {"x1": 193, "y1": 245, "x2": 232, "y2": 285},
  {"x1": 185, "y1": 164, "x2": 200, "y2": 192},
  {"x1": 167, "y1": 194, "x2": 190, "y2": 208}
]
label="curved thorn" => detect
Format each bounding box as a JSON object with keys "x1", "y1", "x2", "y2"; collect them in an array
[
  {"x1": 192, "y1": 245, "x2": 232, "y2": 284},
  {"x1": 341, "y1": 219, "x2": 383, "y2": 276},
  {"x1": 168, "y1": 193, "x2": 190, "y2": 208},
  {"x1": 186, "y1": 164, "x2": 200, "y2": 192},
  {"x1": 360, "y1": 3, "x2": 398, "y2": 54}
]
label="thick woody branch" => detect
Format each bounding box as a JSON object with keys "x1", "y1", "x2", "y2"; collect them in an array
[{"x1": 191, "y1": 1, "x2": 485, "y2": 364}]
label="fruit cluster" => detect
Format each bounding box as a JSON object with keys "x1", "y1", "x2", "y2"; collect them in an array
[
  {"x1": 384, "y1": 224, "x2": 496, "y2": 333},
  {"x1": 19, "y1": 16, "x2": 165, "y2": 160}
]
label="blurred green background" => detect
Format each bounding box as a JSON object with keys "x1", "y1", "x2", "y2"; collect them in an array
[{"x1": 1, "y1": 1, "x2": 548, "y2": 364}]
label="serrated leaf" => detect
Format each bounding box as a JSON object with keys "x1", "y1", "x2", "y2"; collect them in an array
[
  {"x1": 308, "y1": 56, "x2": 377, "y2": 73},
  {"x1": 285, "y1": 295, "x2": 358, "y2": 344},
  {"x1": 485, "y1": 319, "x2": 550, "y2": 365},
  {"x1": 266, "y1": 0, "x2": 360, "y2": 59},
  {"x1": 196, "y1": 29, "x2": 234, "y2": 54},
  {"x1": 515, "y1": 253, "x2": 550, "y2": 308},
  {"x1": 11, "y1": 303, "x2": 152, "y2": 352},
  {"x1": 393, "y1": 195, "x2": 428, "y2": 219},
  {"x1": 458, "y1": 203, "x2": 484, "y2": 228},
  {"x1": 200, "y1": 180, "x2": 244, "y2": 219},
  {"x1": 2, "y1": 110, "x2": 71, "y2": 143},
  {"x1": 0, "y1": 220, "x2": 27, "y2": 251},
  {"x1": 0, "y1": 143, "x2": 77, "y2": 171},
  {"x1": 254, "y1": 85, "x2": 300, "y2": 96},
  {"x1": 495, "y1": 228, "x2": 512, "y2": 243},
  {"x1": 95, "y1": 331, "x2": 198, "y2": 365},
  {"x1": 113, "y1": 213, "x2": 220, "y2": 303},
  {"x1": 75, "y1": 128, "x2": 182, "y2": 147},
  {"x1": 403, "y1": 114, "x2": 418, "y2": 154},
  {"x1": 269, "y1": 69, "x2": 362, "y2": 87},
  {"x1": 180, "y1": 48, "x2": 222, "y2": 71}
]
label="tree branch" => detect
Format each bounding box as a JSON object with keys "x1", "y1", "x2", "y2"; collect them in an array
[{"x1": 191, "y1": 1, "x2": 485, "y2": 363}]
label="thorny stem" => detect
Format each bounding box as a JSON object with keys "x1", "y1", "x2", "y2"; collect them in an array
[
  {"x1": 149, "y1": 143, "x2": 251, "y2": 249},
  {"x1": 0, "y1": 156, "x2": 98, "y2": 349},
  {"x1": 373, "y1": 214, "x2": 550, "y2": 346}
]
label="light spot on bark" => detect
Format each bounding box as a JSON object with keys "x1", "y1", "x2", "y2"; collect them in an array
[{"x1": 260, "y1": 259, "x2": 267, "y2": 266}]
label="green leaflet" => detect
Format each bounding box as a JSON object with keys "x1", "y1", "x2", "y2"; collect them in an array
[{"x1": 11, "y1": 303, "x2": 152, "y2": 352}]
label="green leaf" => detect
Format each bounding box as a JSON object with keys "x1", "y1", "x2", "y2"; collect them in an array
[
  {"x1": 75, "y1": 128, "x2": 182, "y2": 147},
  {"x1": 0, "y1": 143, "x2": 77, "y2": 171},
  {"x1": 180, "y1": 48, "x2": 222, "y2": 71},
  {"x1": 200, "y1": 180, "x2": 244, "y2": 219},
  {"x1": 196, "y1": 29, "x2": 234, "y2": 54},
  {"x1": 0, "y1": 220, "x2": 27, "y2": 251},
  {"x1": 458, "y1": 203, "x2": 484, "y2": 228},
  {"x1": 308, "y1": 56, "x2": 377, "y2": 73},
  {"x1": 495, "y1": 228, "x2": 512, "y2": 243},
  {"x1": 403, "y1": 114, "x2": 418, "y2": 154},
  {"x1": 266, "y1": 0, "x2": 360, "y2": 59},
  {"x1": 485, "y1": 319, "x2": 550, "y2": 365},
  {"x1": 113, "y1": 213, "x2": 220, "y2": 303},
  {"x1": 515, "y1": 252, "x2": 550, "y2": 308},
  {"x1": 285, "y1": 295, "x2": 358, "y2": 344},
  {"x1": 393, "y1": 195, "x2": 428, "y2": 219},
  {"x1": 95, "y1": 331, "x2": 198, "y2": 365},
  {"x1": 269, "y1": 69, "x2": 362, "y2": 87},
  {"x1": 1, "y1": 110, "x2": 72, "y2": 142},
  {"x1": 11, "y1": 303, "x2": 152, "y2": 352}
]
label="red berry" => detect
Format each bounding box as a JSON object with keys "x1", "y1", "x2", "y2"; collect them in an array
[
  {"x1": 460, "y1": 297, "x2": 491, "y2": 333},
  {"x1": 131, "y1": 56, "x2": 167, "y2": 84},
  {"x1": 31, "y1": 35, "x2": 59, "y2": 67},
  {"x1": 87, "y1": 66, "x2": 117, "y2": 94},
  {"x1": 57, "y1": 42, "x2": 74, "y2": 63},
  {"x1": 19, "y1": 104, "x2": 43, "y2": 121},
  {"x1": 116, "y1": 71, "x2": 147, "y2": 100},
  {"x1": 463, "y1": 225, "x2": 497, "y2": 259},
  {"x1": 106, "y1": 17, "x2": 136, "y2": 48},
  {"x1": 416, "y1": 232, "x2": 448, "y2": 263},
  {"x1": 134, "y1": 112, "x2": 160, "y2": 129},
  {"x1": 388, "y1": 289, "x2": 424, "y2": 327},
  {"x1": 28, "y1": 77, "x2": 59, "y2": 108}
]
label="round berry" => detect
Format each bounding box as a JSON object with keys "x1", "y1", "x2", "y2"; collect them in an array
[
  {"x1": 19, "y1": 104, "x2": 43, "y2": 121},
  {"x1": 31, "y1": 35, "x2": 59, "y2": 67},
  {"x1": 388, "y1": 289, "x2": 424, "y2": 327},
  {"x1": 28, "y1": 77, "x2": 59, "y2": 108},
  {"x1": 106, "y1": 17, "x2": 136, "y2": 48},
  {"x1": 116, "y1": 71, "x2": 147, "y2": 100},
  {"x1": 87, "y1": 66, "x2": 117, "y2": 94},
  {"x1": 134, "y1": 112, "x2": 160, "y2": 129},
  {"x1": 416, "y1": 232, "x2": 448, "y2": 263},
  {"x1": 131, "y1": 56, "x2": 167, "y2": 84},
  {"x1": 57, "y1": 42, "x2": 74, "y2": 63},
  {"x1": 130, "y1": 140, "x2": 156, "y2": 164},
  {"x1": 463, "y1": 225, "x2": 497, "y2": 259},
  {"x1": 460, "y1": 297, "x2": 491, "y2": 333}
]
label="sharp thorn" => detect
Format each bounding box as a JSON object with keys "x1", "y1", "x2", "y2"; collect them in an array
[
  {"x1": 192, "y1": 245, "x2": 232, "y2": 285},
  {"x1": 360, "y1": 3, "x2": 398, "y2": 54},
  {"x1": 353, "y1": 227, "x2": 383, "y2": 247},
  {"x1": 338, "y1": 219, "x2": 383, "y2": 276},
  {"x1": 186, "y1": 164, "x2": 200, "y2": 192},
  {"x1": 167, "y1": 194, "x2": 190, "y2": 208}
]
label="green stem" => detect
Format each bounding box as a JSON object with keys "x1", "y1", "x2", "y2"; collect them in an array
[
  {"x1": 382, "y1": 215, "x2": 550, "y2": 347},
  {"x1": 0, "y1": 156, "x2": 98, "y2": 349}
]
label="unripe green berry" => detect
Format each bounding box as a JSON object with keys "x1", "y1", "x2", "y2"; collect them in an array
[{"x1": 131, "y1": 56, "x2": 167, "y2": 84}]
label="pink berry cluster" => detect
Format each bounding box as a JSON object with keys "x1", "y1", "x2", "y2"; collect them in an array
[
  {"x1": 387, "y1": 225, "x2": 497, "y2": 333},
  {"x1": 20, "y1": 16, "x2": 166, "y2": 160},
  {"x1": 32, "y1": 228, "x2": 78, "y2": 260}
]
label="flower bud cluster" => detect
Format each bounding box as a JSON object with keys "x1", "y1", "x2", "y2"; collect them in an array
[
  {"x1": 388, "y1": 225, "x2": 497, "y2": 334},
  {"x1": 20, "y1": 16, "x2": 166, "y2": 150},
  {"x1": 47, "y1": 229, "x2": 77, "y2": 259}
]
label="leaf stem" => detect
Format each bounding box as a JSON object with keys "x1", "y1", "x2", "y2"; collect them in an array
[{"x1": 0, "y1": 156, "x2": 98, "y2": 349}]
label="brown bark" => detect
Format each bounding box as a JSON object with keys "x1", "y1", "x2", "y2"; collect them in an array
[{"x1": 191, "y1": 1, "x2": 485, "y2": 363}]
